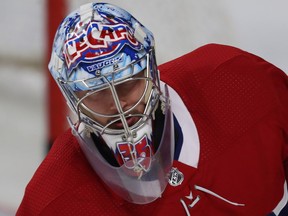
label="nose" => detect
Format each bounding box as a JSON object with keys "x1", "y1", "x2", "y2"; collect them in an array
[{"x1": 109, "y1": 96, "x2": 129, "y2": 113}]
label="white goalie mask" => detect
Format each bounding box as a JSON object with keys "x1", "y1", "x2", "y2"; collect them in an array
[{"x1": 48, "y1": 2, "x2": 175, "y2": 204}]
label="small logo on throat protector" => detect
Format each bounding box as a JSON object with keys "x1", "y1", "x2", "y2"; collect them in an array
[{"x1": 116, "y1": 135, "x2": 154, "y2": 172}]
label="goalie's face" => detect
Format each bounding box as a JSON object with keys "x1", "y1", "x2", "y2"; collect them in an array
[{"x1": 75, "y1": 71, "x2": 147, "y2": 130}]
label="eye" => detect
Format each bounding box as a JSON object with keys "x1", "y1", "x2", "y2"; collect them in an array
[
  {"x1": 117, "y1": 79, "x2": 140, "y2": 91},
  {"x1": 88, "y1": 89, "x2": 111, "y2": 101}
]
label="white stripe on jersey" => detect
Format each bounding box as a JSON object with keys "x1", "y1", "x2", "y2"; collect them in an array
[
  {"x1": 161, "y1": 82, "x2": 200, "y2": 168},
  {"x1": 273, "y1": 181, "x2": 288, "y2": 215}
]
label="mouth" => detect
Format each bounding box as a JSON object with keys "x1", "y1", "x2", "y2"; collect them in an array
[{"x1": 110, "y1": 116, "x2": 140, "y2": 129}]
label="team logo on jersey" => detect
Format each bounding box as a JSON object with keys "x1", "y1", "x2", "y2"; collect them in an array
[
  {"x1": 63, "y1": 21, "x2": 141, "y2": 74},
  {"x1": 116, "y1": 135, "x2": 154, "y2": 173},
  {"x1": 168, "y1": 167, "x2": 184, "y2": 186}
]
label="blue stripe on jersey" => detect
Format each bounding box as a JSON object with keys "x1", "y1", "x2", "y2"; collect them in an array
[
  {"x1": 278, "y1": 201, "x2": 288, "y2": 216},
  {"x1": 173, "y1": 115, "x2": 183, "y2": 160}
]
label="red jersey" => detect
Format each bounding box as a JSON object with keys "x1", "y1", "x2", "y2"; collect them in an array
[{"x1": 17, "y1": 44, "x2": 288, "y2": 215}]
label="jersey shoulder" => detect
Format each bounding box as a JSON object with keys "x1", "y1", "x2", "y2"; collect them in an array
[
  {"x1": 159, "y1": 43, "x2": 246, "y2": 84},
  {"x1": 16, "y1": 130, "x2": 102, "y2": 215},
  {"x1": 159, "y1": 43, "x2": 288, "y2": 165},
  {"x1": 159, "y1": 43, "x2": 287, "y2": 116}
]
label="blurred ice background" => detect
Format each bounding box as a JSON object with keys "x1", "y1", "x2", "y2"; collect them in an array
[{"x1": 0, "y1": 0, "x2": 287, "y2": 215}]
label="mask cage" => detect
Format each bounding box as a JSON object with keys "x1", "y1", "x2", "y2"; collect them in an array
[{"x1": 57, "y1": 50, "x2": 161, "y2": 138}]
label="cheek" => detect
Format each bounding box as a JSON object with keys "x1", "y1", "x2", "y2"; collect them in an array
[
  {"x1": 92, "y1": 115, "x2": 108, "y2": 125},
  {"x1": 133, "y1": 97, "x2": 146, "y2": 113},
  {"x1": 84, "y1": 100, "x2": 106, "y2": 112},
  {"x1": 129, "y1": 81, "x2": 147, "y2": 102},
  {"x1": 81, "y1": 93, "x2": 115, "y2": 114}
]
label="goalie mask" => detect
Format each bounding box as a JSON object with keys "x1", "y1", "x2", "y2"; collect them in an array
[{"x1": 49, "y1": 2, "x2": 174, "y2": 204}]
